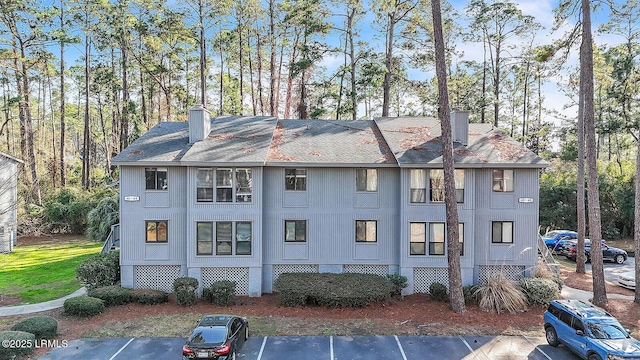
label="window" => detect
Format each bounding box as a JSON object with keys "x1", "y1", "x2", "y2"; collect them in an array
[
  {"x1": 0, "y1": 226, "x2": 4, "y2": 237},
  {"x1": 285, "y1": 220, "x2": 307, "y2": 242},
  {"x1": 428, "y1": 223, "x2": 464, "y2": 256},
  {"x1": 197, "y1": 222, "x2": 213, "y2": 255},
  {"x1": 197, "y1": 221, "x2": 252, "y2": 255},
  {"x1": 145, "y1": 168, "x2": 167, "y2": 190},
  {"x1": 356, "y1": 169, "x2": 377, "y2": 191},
  {"x1": 197, "y1": 168, "x2": 252, "y2": 203},
  {"x1": 356, "y1": 220, "x2": 377, "y2": 242},
  {"x1": 430, "y1": 169, "x2": 464, "y2": 202},
  {"x1": 145, "y1": 221, "x2": 168, "y2": 243},
  {"x1": 285, "y1": 169, "x2": 306, "y2": 190},
  {"x1": 492, "y1": 221, "x2": 513, "y2": 243},
  {"x1": 410, "y1": 222, "x2": 426, "y2": 255},
  {"x1": 410, "y1": 169, "x2": 426, "y2": 203},
  {"x1": 492, "y1": 169, "x2": 514, "y2": 192}
]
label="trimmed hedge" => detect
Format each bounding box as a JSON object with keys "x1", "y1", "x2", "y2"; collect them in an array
[
  {"x1": 173, "y1": 277, "x2": 198, "y2": 306},
  {"x1": 429, "y1": 282, "x2": 448, "y2": 302},
  {"x1": 75, "y1": 251, "x2": 120, "y2": 290},
  {"x1": 88, "y1": 286, "x2": 133, "y2": 307},
  {"x1": 519, "y1": 277, "x2": 560, "y2": 307},
  {"x1": 203, "y1": 280, "x2": 237, "y2": 307},
  {"x1": 131, "y1": 289, "x2": 169, "y2": 305},
  {"x1": 63, "y1": 296, "x2": 105, "y2": 317},
  {"x1": 0, "y1": 331, "x2": 35, "y2": 360},
  {"x1": 274, "y1": 273, "x2": 394, "y2": 308},
  {"x1": 10, "y1": 316, "x2": 58, "y2": 340}
]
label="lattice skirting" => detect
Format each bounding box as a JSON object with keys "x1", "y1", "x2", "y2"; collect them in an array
[
  {"x1": 478, "y1": 265, "x2": 525, "y2": 285},
  {"x1": 201, "y1": 267, "x2": 250, "y2": 296},
  {"x1": 134, "y1": 265, "x2": 181, "y2": 293},
  {"x1": 273, "y1": 264, "x2": 318, "y2": 282},
  {"x1": 343, "y1": 264, "x2": 389, "y2": 277},
  {"x1": 413, "y1": 267, "x2": 450, "y2": 293}
]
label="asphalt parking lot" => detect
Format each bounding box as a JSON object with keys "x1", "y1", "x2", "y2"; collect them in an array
[{"x1": 38, "y1": 335, "x2": 582, "y2": 360}]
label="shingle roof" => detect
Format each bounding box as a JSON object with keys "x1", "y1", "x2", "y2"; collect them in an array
[
  {"x1": 0, "y1": 152, "x2": 23, "y2": 164},
  {"x1": 111, "y1": 121, "x2": 189, "y2": 165},
  {"x1": 375, "y1": 117, "x2": 547, "y2": 168}
]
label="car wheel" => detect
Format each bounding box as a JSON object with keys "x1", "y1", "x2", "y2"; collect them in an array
[
  {"x1": 614, "y1": 254, "x2": 625, "y2": 264},
  {"x1": 587, "y1": 353, "x2": 602, "y2": 360},
  {"x1": 545, "y1": 326, "x2": 559, "y2": 347}
]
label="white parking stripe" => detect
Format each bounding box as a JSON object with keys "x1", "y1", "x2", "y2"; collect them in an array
[
  {"x1": 394, "y1": 335, "x2": 408, "y2": 360},
  {"x1": 109, "y1": 337, "x2": 134, "y2": 360},
  {"x1": 524, "y1": 336, "x2": 552, "y2": 360},
  {"x1": 459, "y1": 336, "x2": 483, "y2": 359},
  {"x1": 330, "y1": 336, "x2": 334, "y2": 360},
  {"x1": 256, "y1": 336, "x2": 268, "y2": 360}
]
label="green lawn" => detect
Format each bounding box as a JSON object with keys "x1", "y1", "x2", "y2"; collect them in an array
[{"x1": 0, "y1": 237, "x2": 103, "y2": 304}]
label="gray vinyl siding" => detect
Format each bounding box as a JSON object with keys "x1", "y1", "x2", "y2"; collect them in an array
[
  {"x1": 263, "y1": 167, "x2": 400, "y2": 267},
  {"x1": 119, "y1": 166, "x2": 188, "y2": 266},
  {"x1": 0, "y1": 158, "x2": 19, "y2": 252}
]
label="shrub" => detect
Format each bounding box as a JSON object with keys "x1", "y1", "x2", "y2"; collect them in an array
[
  {"x1": 75, "y1": 251, "x2": 120, "y2": 290},
  {"x1": 532, "y1": 265, "x2": 563, "y2": 290},
  {"x1": 474, "y1": 274, "x2": 527, "y2": 314},
  {"x1": 10, "y1": 316, "x2": 58, "y2": 340},
  {"x1": 131, "y1": 289, "x2": 169, "y2": 305},
  {"x1": 86, "y1": 195, "x2": 119, "y2": 242},
  {"x1": 63, "y1": 296, "x2": 105, "y2": 317},
  {"x1": 0, "y1": 331, "x2": 35, "y2": 360},
  {"x1": 519, "y1": 277, "x2": 560, "y2": 307},
  {"x1": 88, "y1": 285, "x2": 132, "y2": 307},
  {"x1": 463, "y1": 285, "x2": 479, "y2": 304},
  {"x1": 203, "y1": 280, "x2": 237, "y2": 307},
  {"x1": 274, "y1": 273, "x2": 394, "y2": 308},
  {"x1": 41, "y1": 188, "x2": 115, "y2": 235},
  {"x1": 429, "y1": 282, "x2": 448, "y2": 302},
  {"x1": 386, "y1": 273, "x2": 408, "y2": 299},
  {"x1": 173, "y1": 277, "x2": 198, "y2": 306}
]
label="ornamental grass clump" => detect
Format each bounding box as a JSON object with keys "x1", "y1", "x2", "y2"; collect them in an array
[{"x1": 475, "y1": 273, "x2": 527, "y2": 314}]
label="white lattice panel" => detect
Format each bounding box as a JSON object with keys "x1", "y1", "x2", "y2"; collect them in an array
[
  {"x1": 413, "y1": 267, "x2": 450, "y2": 293},
  {"x1": 273, "y1": 264, "x2": 318, "y2": 282},
  {"x1": 201, "y1": 267, "x2": 249, "y2": 296},
  {"x1": 135, "y1": 265, "x2": 181, "y2": 293},
  {"x1": 343, "y1": 265, "x2": 389, "y2": 277},
  {"x1": 478, "y1": 265, "x2": 525, "y2": 285}
]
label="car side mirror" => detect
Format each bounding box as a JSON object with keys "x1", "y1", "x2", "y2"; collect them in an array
[{"x1": 576, "y1": 330, "x2": 585, "y2": 336}]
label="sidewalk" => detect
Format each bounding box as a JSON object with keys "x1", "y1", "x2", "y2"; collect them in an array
[
  {"x1": 0, "y1": 287, "x2": 86, "y2": 317},
  {"x1": 560, "y1": 285, "x2": 634, "y2": 302}
]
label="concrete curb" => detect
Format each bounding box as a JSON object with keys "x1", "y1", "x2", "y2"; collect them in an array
[{"x1": 0, "y1": 287, "x2": 86, "y2": 317}]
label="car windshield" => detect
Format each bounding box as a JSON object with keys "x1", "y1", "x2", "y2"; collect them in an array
[
  {"x1": 544, "y1": 231, "x2": 561, "y2": 238},
  {"x1": 586, "y1": 321, "x2": 628, "y2": 340},
  {"x1": 189, "y1": 327, "x2": 227, "y2": 344}
]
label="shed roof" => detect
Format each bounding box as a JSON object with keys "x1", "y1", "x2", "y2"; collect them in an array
[{"x1": 0, "y1": 152, "x2": 24, "y2": 164}]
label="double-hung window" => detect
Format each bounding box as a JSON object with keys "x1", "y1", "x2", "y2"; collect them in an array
[
  {"x1": 356, "y1": 169, "x2": 377, "y2": 192},
  {"x1": 196, "y1": 221, "x2": 252, "y2": 255},
  {"x1": 197, "y1": 168, "x2": 252, "y2": 203},
  {"x1": 355, "y1": 220, "x2": 377, "y2": 242},
  {"x1": 145, "y1": 168, "x2": 167, "y2": 190},
  {"x1": 492, "y1": 221, "x2": 513, "y2": 243},
  {"x1": 410, "y1": 222, "x2": 426, "y2": 255},
  {"x1": 492, "y1": 170, "x2": 514, "y2": 192},
  {"x1": 145, "y1": 221, "x2": 168, "y2": 243},
  {"x1": 285, "y1": 220, "x2": 307, "y2": 242},
  {"x1": 285, "y1": 169, "x2": 306, "y2": 190},
  {"x1": 427, "y1": 223, "x2": 464, "y2": 256},
  {"x1": 410, "y1": 169, "x2": 426, "y2": 203},
  {"x1": 430, "y1": 169, "x2": 464, "y2": 202}
]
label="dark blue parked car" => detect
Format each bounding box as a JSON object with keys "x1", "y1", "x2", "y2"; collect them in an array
[
  {"x1": 543, "y1": 230, "x2": 578, "y2": 251},
  {"x1": 545, "y1": 300, "x2": 640, "y2": 360}
]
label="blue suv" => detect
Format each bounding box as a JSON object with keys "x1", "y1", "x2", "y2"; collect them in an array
[{"x1": 544, "y1": 300, "x2": 640, "y2": 359}]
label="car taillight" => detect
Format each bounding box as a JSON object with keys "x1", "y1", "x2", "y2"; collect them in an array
[
  {"x1": 182, "y1": 345, "x2": 193, "y2": 355},
  {"x1": 214, "y1": 344, "x2": 231, "y2": 355}
]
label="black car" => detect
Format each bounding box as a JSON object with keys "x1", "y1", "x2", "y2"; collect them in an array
[
  {"x1": 563, "y1": 240, "x2": 627, "y2": 264},
  {"x1": 182, "y1": 314, "x2": 248, "y2": 360}
]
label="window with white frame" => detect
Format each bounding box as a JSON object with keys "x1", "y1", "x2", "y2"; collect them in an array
[
  {"x1": 355, "y1": 220, "x2": 377, "y2": 242},
  {"x1": 492, "y1": 169, "x2": 514, "y2": 192},
  {"x1": 285, "y1": 169, "x2": 306, "y2": 190},
  {"x1": 430, "y1": 169, "x2": 464, "y2": 202},
  {"x1": 145, "y1": 220, "x2": 168, "y2": 243},
  {"x1": 356, "y1": 169, "x2": 377, "y2": 192},
  {"x1": 196, "y1": 221, "x2": 252, "y2": 255},
  {"x1": 410, "y1": 222, "x2": 426, "y2": 255},
  {"x1": 196, "y1": 168, "x2": 252, "y2": 203},
  {"x1": 428, "y1": 223, "x2": 464, "y2": 256},
  {"x1": 492, "y1": 221, "x2": 513, "y2": 243},
  {"x1": 145, "y1": 168, "x2": 167, "y2": 190},
  {"x1": 285, "y1": 220, "x2": 307, "y2": 242},
  {"x1": 410, "y1": 169, "x2": 426, "y2": 203}
]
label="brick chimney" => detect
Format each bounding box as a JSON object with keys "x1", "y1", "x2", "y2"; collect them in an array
[
  {"x1": 451, "y1": 109, "x2": 469, "y2": 145},
  {"x1": 188, "y1": 105, "x2": 211, "y2": 143}
]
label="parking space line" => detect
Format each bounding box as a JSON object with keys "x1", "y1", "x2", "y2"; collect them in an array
[
  {"x1": 524, "y1": 336, "x2": 552, "y2": 360},
  {"x1": 330, "y1": 336, "x2": 334, "y2": 360},
  {"x1": 256, "y1": 336, "x2": 267, "y2": 360},
  {"x1": 394, "y1": 335, "x2": 408, "y2": 360},
  {"x1": 458, "y1": 335, "x2": 483, "y2": 359},
  {"x1": 109, "y1": 337, "x2": 134, "y2": 360}
]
